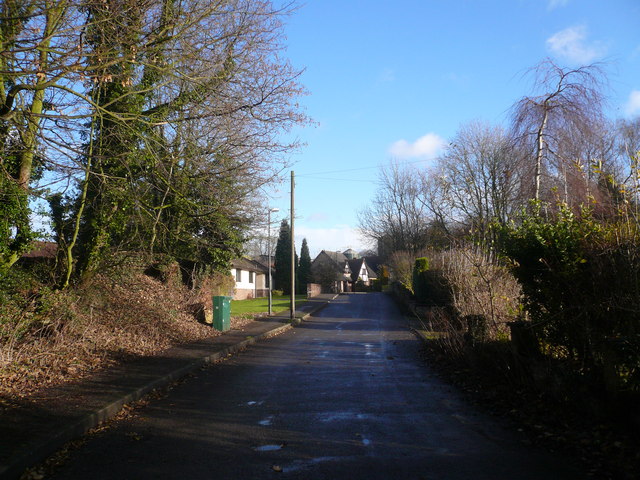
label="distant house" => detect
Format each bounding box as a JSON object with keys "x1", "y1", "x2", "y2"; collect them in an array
[
  {"x1": 230, "y1": 258, "x2": 268, "y2": 300},
  {"x1": 20, "y1": 241, "x2": 57, "y2": 259},
  {"x1": 347, "y1": 257, "x2": 377, "y2": 285},
  {"x1": 343, "y1": 248, "x2": 358, "y2": 259},
  {"x1": 311, "y1": 250, "x2": 377, "y2": 293}
]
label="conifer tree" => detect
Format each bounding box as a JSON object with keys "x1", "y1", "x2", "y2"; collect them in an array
[
  {"x1": 297, "y1": 238, "x2": 312, "y2": 294},
  {"x1": 274, "y1": 219, "x2": 297, "y2": 295}
]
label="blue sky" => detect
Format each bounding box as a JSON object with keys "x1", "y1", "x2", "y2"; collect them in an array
[{"x1": 266, "y1": 0, "x2": 640, "y2": 258}]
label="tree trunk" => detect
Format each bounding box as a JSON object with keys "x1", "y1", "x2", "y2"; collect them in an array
[{"x1": 534, "y1": 107, "x2": 548, "y2": 201}]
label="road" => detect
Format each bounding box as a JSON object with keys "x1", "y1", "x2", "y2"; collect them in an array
[{"x1": 50, "y1": 292, "x2": 583, "y2": 479}]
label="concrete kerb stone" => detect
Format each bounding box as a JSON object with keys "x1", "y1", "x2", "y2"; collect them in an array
[{"x1": 0, "y1": 293, "x2": 336, "y2": 480}]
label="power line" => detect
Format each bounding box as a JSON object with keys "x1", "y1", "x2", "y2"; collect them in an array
[{"x1": 295, "y1": 157, "x2": 435, "y2": 177}]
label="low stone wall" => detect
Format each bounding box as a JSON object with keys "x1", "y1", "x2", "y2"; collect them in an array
[
  {"x1": 233, "y1": 288, "x2": 270, "y2": 300},
  {"x1": 233, "y1": 288, "x2": 254, "y2": 300}
]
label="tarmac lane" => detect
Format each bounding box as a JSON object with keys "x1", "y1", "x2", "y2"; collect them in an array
[{"x1": 48, "y1": 292, "x2": 585, "y2": 480}]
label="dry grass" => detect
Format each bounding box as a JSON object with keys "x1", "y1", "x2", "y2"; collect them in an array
[{"x1": 0, "y1": 265, "x2": 252, "y2": 400}]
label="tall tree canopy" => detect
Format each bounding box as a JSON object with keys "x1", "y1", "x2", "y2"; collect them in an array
[
  {"x1": 511, "y1": 59, "x2": 607, "y2": 202},
  {"x1": 0, "y1": 0, "x2": 308, "y2": 281}
]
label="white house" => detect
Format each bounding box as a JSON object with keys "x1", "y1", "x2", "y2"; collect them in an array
[{"x1": 230, "y1": 258, "x2": 268, "y2": 300}]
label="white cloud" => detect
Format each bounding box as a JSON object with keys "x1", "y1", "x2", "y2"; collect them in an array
[
  {"x1": 625, "y1": 90, "x2": 640, "y2": 117},
  {"x1": 388, "y1": 132, "x2": 445, "y2": 160},
  {"x1": 294, "y1": 225, "x2": 368, "y2": 258},
  {"x1": 546, "y1": 25, "x2": 607, "y2": 64},
  {"x1": 547, "y1": 0, "x2": 569, "y2": 10}
]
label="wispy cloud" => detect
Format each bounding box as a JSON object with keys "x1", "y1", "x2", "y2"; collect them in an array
[
  {"x1": 546, "y1": 25, "x2": 607, "y2": 64},
  {"x1": 625, "y1": 90, "x2": 640, "y2": 117},
  {"x1": 388, "y1": 133, "x2": 445, "y2": 160},
  {"x1": 547, "y1": 0, "x2": 569, "y2": 10}
]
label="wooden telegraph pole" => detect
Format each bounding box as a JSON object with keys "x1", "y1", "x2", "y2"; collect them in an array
[{"x1": 290, "y1": 170, "x2": 295, "y2": 320}]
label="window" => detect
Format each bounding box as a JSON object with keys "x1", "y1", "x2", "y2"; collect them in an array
[
  {"x1": 249, "y1": 271, "x2": 254, "y2": 283},
  {"x1": 235, "y1": 269, "x2": 242, "y2": 282}
]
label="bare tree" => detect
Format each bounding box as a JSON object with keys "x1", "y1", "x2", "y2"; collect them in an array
[
  {"x1": 614, "y1": 117, "x2": 640, "y2": 215},
  {"x1": 433, "y1": 121, "x2": 525, "y2": 246},
  {"x1": 511, "y1": 59, "x2": 607, "y2": 202},
  {"x1": 553, "y1": 119, "x2": 618, "y2": 210},
  {"x1": 358, "y1": 161, "x2": 431, "y2": 258}
]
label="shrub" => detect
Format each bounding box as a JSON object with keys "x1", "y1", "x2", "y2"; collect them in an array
[
  {"x1": 498, "y1": 202, "x2": 640, "y2": 393},
  {"x1": 378, "y1": 265, "x2": 390, "y2": 286},
  {"x1": 355, "y1": 279, "x2": 368, "y2": 292},
  {"x1": 412, "y1": 257, "x2": 430, "y2": 300},
  {"x1": 387, "y1": 250, "x2": 416, "y2": 292},
  {"x1": 426, "y1": 247, "x2": 520, "y2": 335}
]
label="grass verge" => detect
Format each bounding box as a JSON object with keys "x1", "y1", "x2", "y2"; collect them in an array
[{"x1": 231, "y1": 295, "x2": 307, "y2": 317}]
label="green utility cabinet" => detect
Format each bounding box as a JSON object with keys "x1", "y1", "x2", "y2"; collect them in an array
[{"x1": 212, "y1": 296, "x2": 231, "y2": 331}]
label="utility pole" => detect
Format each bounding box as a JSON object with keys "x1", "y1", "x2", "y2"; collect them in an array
[
  {"x1": 267, "y1": 207, "x2": 279, "y2": 316},
  {"x1": 290, "y1": 170, "x2": 295, "y2": 320}
]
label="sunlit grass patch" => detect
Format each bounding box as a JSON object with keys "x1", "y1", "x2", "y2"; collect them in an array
[{"x1": 231, "y1": 295, "x2": 307, "y2": 316}]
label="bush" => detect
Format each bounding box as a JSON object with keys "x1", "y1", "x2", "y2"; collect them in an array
[
  {"x1": 355, "y1": 279, "x2": 368, "y2": 292},
  {"x1": 272, "y1": 289, "x2": 283, "y2": 297},
  {"x1": 498, "y1": 202, "x2": 640, "y2": 393},
  {"x1": 387, "y1": 250, "x2": 416, "y2": 292},
  {"x1": 412, "y1": 257, "x2": 430, "y2": 300},
  {"x1": 422, "y1": 247, "x2": 519, "y2": 333}
]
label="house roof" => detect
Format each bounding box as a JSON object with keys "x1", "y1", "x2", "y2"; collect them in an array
[
  {"x1": 343, "y1": 248, "x2": 358, "y2": 259},
  {"x1": 21, "y1": 241, "x2": 57, "y2": 259},
  {"x1": 362, "y1": 255, "x2": 381, "y2": 276},
  {"x1": 251, "y1": 255, "x2": 273, "y2": 269},
  {"x1": 314, "y1": 250, "x2": 349, "y2": 265},
  {"x1": 365, "y1": 263, "x2": 377, "y2": 279},
  {"x1": 231, "y1": 258, "x2": 267, "y2": 273},
  {"x1": 311, "y1": 250, "x2": 351, "y2": 280},
  {"x1": 347, "y1": 257, "x2": 378, "y2": 281},
  {"x1": 348, "y1": 258, "x2": 364, "y2": 282}
]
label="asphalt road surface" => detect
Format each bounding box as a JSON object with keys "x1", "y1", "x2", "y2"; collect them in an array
[{"x1": 49, "y1": 292, "x2": 584, "y2": 479}]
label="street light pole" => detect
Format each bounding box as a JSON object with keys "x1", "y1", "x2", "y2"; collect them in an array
[
  {"x1": 267, "y1": 207, "x2": 279, "y2": 316},
  {"x1": 290, "y1": 171, "x2": 295, "y2": 320}
]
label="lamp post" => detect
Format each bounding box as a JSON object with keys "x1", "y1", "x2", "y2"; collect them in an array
[{"x1": 267, "y1": 207, "x2": 279, "y2": 315}]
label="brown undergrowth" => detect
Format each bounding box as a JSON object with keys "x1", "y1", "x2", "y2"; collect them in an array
[
  {"x1": 408, "y1": 307, "x2": 640, "y2": 480},
  {"x1": 0, "y1": 261, "x2": 251, "y2": 402}
]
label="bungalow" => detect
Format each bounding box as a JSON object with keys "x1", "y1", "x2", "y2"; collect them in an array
[{"x1": 230, "y1": 258, "x2": 268, "y2": 300}]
